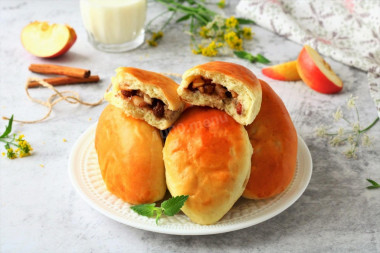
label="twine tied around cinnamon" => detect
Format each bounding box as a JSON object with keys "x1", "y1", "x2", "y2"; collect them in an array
[
  {"x1": 2, "y1": 77, "x2": 112, "y2": 124},
  {"x1": 2, "y1": 72, "x2": 182, "y2": 124}
]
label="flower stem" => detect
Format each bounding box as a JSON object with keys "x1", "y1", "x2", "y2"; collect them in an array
[
  {"x1": 355, "y1": 106, "x2": 360, "y2": 124},
  {"x1": 146, "y1": 10, "x2": 171, "y2": 33},
  {"x1": 359, "y1": 117, "x2": 379, "y2": 133},
  {"x1": 342, "y1": 116, "x2": 352, "y2": 126},
  {"x1": 161, "y1": 10, "x2": 177, "y2": 31}
]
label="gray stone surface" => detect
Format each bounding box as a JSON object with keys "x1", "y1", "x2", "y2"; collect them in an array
[{"x1": 0, "y1": 1, "x2": 379, "y2": 252}]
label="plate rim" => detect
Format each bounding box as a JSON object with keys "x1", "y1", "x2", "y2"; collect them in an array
[{"x1": 69, "y1": 123, "x2": 313, "y2": 235}]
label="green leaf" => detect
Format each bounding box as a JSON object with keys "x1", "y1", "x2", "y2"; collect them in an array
[
  {"x1": 176, "y1": 14, "x2": 191, "y2": 23},
  {"x1": 155, "y1": 208, "x2": 162, "y2": 225},
  {"x1": 367, "y1": 178, "x2": 380, "y2": 186},
  {"x1": 236, "y1": 18, "x2": 255, "y2": 25},
  {"x1": 233, "y1": 51, "x2": 256, "y2": 63},
  {"x1": 161, "y1": 195, "x2": 189, "y2": 216},
  {"x1": 0, "y1": 115, "x2": 14, "y2": 139},
  {"x1": 234, "y1": 51, "x2": 271, "y2": 64},
  {"x1": 130, "y1": 196, "x2": 189, "y2": 225},
  {"x1": 366, "y1": 178, "x2": 380, "y2": 189},
  {"x1": 256, "y1": 54, "x2": 271, "y2": 64},
  {"x1": 130, "y1": 203, "x2": 157, "y2": 217}
]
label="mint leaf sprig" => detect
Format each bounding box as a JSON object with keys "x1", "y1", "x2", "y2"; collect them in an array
[
  {"x1": 234, "y1": 51, "x2": 271, "y2": 64},
  {"x1": 367, "y1": 179, "x2": 380, "y2": 190},
  {"x1": 131, "y1": 195, "x2": 189, "y2": 225}
]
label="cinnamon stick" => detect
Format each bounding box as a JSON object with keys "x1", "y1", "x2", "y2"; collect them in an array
[
  {"x1": 29, "y1": 64, "x2": 91, "y2": 78},
  {"x1": 28, "y1": 75, "x2": 100, "y2": 88}
]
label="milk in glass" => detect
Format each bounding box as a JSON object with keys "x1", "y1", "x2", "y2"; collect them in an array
[{"x1": 80, "y1": 0, "x2": 146, "y2": 52}]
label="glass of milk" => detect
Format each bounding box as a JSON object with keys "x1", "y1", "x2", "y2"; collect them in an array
[{"x1": 80, "y1": 0, "x2": 146, "y2": 52}]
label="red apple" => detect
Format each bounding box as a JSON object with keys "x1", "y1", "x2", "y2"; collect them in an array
[
  {"x1": 21, "y1": 21, "x2": 77, "y2": 58},
  {"x1": 296, "y1": 45, "x2": 343, "y2": 94},
  {"x1": 262, "y1": 60, "x2": 301, "y2": 81}
]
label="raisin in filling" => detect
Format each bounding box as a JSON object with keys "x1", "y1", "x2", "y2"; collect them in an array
[
  {"x1": 120, "y1": 89, "x2": 167, "y2": 119},
  {"x1": 187, "y1": 77, "x2": 243, "y2": 115}
]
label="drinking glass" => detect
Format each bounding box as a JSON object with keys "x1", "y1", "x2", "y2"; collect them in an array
[{"x1": 80, "y1": 0, "x2": 146, "y2": 52}]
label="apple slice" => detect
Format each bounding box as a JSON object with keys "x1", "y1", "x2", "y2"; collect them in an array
[
  {"x1": 262, "y1": 60, "x2": 301, "y2": 81},
  {"x1": 296, "y1": 45, "x2": 343, "y2": 94},
  {"x1": 21, "y1": 21, "x2": 77, "y2": 58}
]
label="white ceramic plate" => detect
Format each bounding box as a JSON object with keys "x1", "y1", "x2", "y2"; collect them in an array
[{"x1": 69, "y1": 123, "x2": 312, "y2": 235}]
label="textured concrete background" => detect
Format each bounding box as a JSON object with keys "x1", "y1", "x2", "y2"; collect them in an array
[{"x1": 0, "y1": 1, "x2": 379, "y2": 252}]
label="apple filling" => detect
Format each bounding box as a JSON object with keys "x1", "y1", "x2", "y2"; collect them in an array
[
  {"x1": 120, "y1": 89, "x2": 173, "y2": 119},
  {"x1": 187, "y1": 76, "x2": 243, "y2": 115}
]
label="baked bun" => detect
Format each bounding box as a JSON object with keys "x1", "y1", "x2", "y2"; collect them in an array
[
  {"x1": 178, "y1": 61, "x2": 262, "y2": 125},
  {"x1": 163, "y1": 107, "x2": 253, "y2": 225},
  {"x1": 105, "y1": 67, "x2": 185, "y2": 130},
  {"x1": 95, "y1": 105, "x2": 166, "y2": 204},
  {"x1": 243, "y1": 80, "x2": 298, "y2": 199}
]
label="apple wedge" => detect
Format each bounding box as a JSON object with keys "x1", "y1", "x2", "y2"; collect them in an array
[
  {"x1": 296, "y1": 45, "x2": 343, "y2": 94},
  {"x1": 21, "y1": 21, "x2": 77, "y2": 58},
  {"x1": 262, "y1": 60, "x2": 301, "y2": 81}
]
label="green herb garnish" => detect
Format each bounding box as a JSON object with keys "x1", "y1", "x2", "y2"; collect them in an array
[
  {"x1": 236, "y1": 18, "x2": 256, "y2": 25},
  {"x1": 234, "y1": 50, "x2": 270, "y2": 64},
  {"x1": 131, "y1": 195, "x2": 189, "y2": 225},
  {"x1": 366, "y1": 179, "x2": 380, "y2": 189}
]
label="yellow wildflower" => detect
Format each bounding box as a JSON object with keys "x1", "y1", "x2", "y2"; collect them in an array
[
  {"x1": 147, "y1": 40, "x2": 158, "y2": 47},
  {"x1": 192, "y1": 43, "x2": 204, "y2": 55},
  {"x1": 224, "y1": 31, "x2": 243, "y2": 50},
  {"x1": 199, "y1": 26, "x2": 209, "y2": 38},
  {"x1": 225, "y1": 16, "x2": 238, "y2": 28},
  {"x1": 217, "y1": 0, "x2": 225, "y2": 9},
  {"x1": 242, "y1": 27, "x2": 253, "y2": 39},
  {"x1": 224, "y1": 31, "x2": 238, "y2": 42},
  {"x1": 232, "y1": 38, "x2": 243, "y2": 50},
  {"x1": 18, "y1": 140, "x2": 33, "y2": 157},
  {"x1": 147, "y1": 31, "x2": 164, "y2": 47},
  {"x1": 1, "y1": 117, "x2": 33, "y2": 160},
  {"x1": 2, "y1": 152, "x2": 5, "y2": 156},
  {"x1": 201, "y1": 41, "x2": 218, "y2": 57},
  {"x1": 192, "y1": 49, "x2": 200, "y2": 55},
  {"x1": 40, "y1": 164, "x2": 45, "y2": 168},
  {"x1": 63, "y1": 138, "x2": 67, "y2": 142},
  {"x1": 19, "y1": 151, "x2": 28, "y2": 158},
  {"x1": 152, "y1": 31, "x2": 164, "y2": 40},
  {"x1": 7, "y1": 148, "x2": 17, "y2": 159}
]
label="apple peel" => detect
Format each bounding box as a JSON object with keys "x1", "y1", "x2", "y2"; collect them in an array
[
  {"x1": 262, "y1": 60, "x2": 301, "y2": 81},
  {"x1": 296, "y1": 45, "x2": 343, "y2": 94}
]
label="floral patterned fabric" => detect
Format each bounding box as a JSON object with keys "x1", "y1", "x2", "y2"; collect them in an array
[{"x1": 236, "y1": 0, "x2": 380, "y2": 117}]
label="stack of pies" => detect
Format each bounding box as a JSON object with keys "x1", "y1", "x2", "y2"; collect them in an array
[{"x1": 95, "y1": 62, "x2": 297, "y2": 225}]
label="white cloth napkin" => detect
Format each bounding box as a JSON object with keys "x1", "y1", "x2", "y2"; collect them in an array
[{"x1": 236, "y1": 0, "x2": 380, "y2": 117}]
